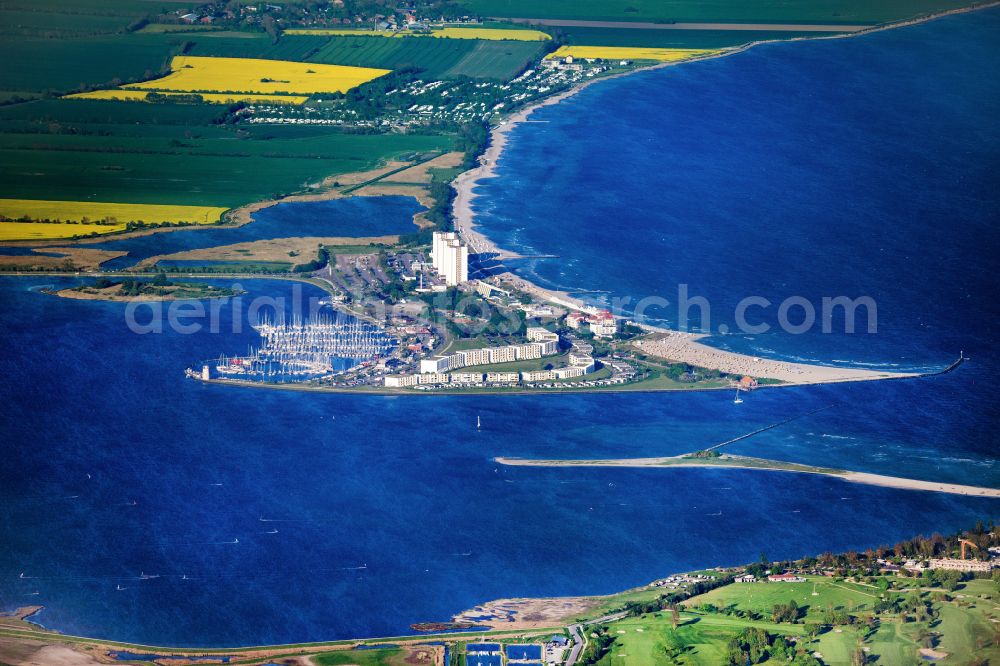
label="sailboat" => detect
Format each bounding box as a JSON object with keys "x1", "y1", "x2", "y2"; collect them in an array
[
  {"x1": 477, "y1": 415, "x2": 481, "y2": 430},
  {"x1": 734, "y1": 389, "x2": 743, "y2": 405}
]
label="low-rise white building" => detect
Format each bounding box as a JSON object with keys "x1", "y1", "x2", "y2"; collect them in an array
[
  {"x1": 568, "y1": 353, "x2": 596, "y2": 373},
  {"x1": 590, "y1": 321, "x2": 618, "y2": 338},
  {"x1": 418, "y1": 372, "x2": 448, "y2": 385},
  {"x1": 928, "y1": 558, "x2": 993, "y2": 573},
  {"x1": 521, "y1": 369, "x2": 556, "y2": 382},
  {"x1": 486, "y1": 372, "x2": 519, "y2": 383},
  {"x1": 526, "y1": 326, "x2": 557, "y2": 342},
  {"x1": 449, "y1": 372, "x2": 483, "y2": 384},
  {"x1": 384, "y1": 374, "x2": 419, "y2": 387}
]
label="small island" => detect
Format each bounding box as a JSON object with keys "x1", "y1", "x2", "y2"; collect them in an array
[{"x1": 49, "y1": 275, "x2": 242, "y2": 302}]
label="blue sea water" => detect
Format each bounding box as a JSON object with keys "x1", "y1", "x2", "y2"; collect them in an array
[
  {"x1": 2, "y1": 7, "x2": 1000, "y2": 648},
  {"x1": 0, "y1": 277, "x2": 997, "y2": 645},
  {"x1": 80, "y1": 196, "x2": 421, "y2": 270},
  {"x1": 0, "y1": 247, "x2": 62, "y2": 257},
  {"x1": 473, "y1": 7, "x2": 1000, "y2": 373}
]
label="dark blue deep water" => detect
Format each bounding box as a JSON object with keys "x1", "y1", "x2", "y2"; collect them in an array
[
  {"x1": 82, "y1": 196, "x2": 421, "y2": 270},
  {"x1": 474, "y1": 7, "x2": 1000, "y2": 372},
  {"x1": 2, "y1": 8, "x2": 1000, "y2": 647}
]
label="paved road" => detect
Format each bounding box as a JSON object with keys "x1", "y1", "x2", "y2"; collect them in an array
[
  {"x1": 565, "y1": 624, "x2": 585, "y2": 666},
  {"x1": 564, "y1": 611, "x2": 629, "y2": 665}
]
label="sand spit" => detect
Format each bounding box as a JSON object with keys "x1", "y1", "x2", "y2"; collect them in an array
[{"x1": 496, "y1": 456, "x2": 1000, "y2": 498}]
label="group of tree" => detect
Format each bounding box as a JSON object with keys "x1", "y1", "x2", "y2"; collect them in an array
[{"x1": 771, "y1": 599, "x2": 802, "y2": 624}]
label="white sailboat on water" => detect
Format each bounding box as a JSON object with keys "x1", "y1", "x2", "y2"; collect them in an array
[
  {"x1": 734, "y1": 389, "x2": 743, "y2": 405},
  {"x1": 477, "y1": 415, "x2": 481, "y2": 430}
]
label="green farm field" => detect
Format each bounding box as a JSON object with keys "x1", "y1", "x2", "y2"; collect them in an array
[
  {"x1": 555, "y1": 27, "x2": 832, "y2": 49},
  {"x1": 306, "y1": 35, "x2": 544, "y2": 80},
  {"x1": 460, "y1": 0, "x2": 977, "y2": 24},
  {"x1": 0, "y1": 34, "x2": 184, "y2": 93},
  {"x1": 307, "y1": 35, "x2": 476, "y2": 79},
  {"x1": 445, "y1": 40, "x2": 545, "y2": 79},
  {"x1": 0, "y1": 124, "x2": 452, "y2": 207}
]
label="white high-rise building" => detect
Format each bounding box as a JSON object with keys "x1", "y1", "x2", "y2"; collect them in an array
[{"x1": 431, "y1": 231, "x2": 468, "y2": 286}]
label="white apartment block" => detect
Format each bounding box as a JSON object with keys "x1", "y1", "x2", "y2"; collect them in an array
[
  {"x1": 488, "y1": 346, "x2": 517, "y2": 364},
  {"x1": 457, "y1": 348, "x2": 490, "y2": 366},
  {"x1": 521, "y1": 370, "x2": 556, "y2": 382},
  {"x1": 535, "y1": 339, "x2": 558, "y2": 355},
  {"x1": 526, "y1": 326, "x2": 558, "y2": 342},
  {"x1": 514, "y1": 343, "x2": 542, "y2": 360},
  {"x1": 419, "y1": 338, "x2": 558, "y2": 376},
  {"x1": 431, "y1": 231, "x2": 468, "y2": 286},
  {"x1": 420, "y1": 356, "x2": 456, "y2": 373},
  {"x1": 431, "y1": 231, "x2": 457, "y2": 269},
  {"x1": 554, "y1": 366, "x2": 587, "y2": 379}
]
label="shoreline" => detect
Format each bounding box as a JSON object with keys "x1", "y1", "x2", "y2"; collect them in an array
[
  {"x1": 449, "y1": 1, "x2": 998, "y2": 380},
  {"x1": 495, "y1": 454, "x2": 1000, "y2": 498}
]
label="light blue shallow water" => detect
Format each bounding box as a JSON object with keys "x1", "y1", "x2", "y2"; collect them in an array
[{"x1": 2, "y1": 7, "x2": 1000, "y2": 647}]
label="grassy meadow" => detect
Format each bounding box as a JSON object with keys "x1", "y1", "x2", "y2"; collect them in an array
[{"x1": 584, "y1": 575, "x2": 1000, "y2": 664}]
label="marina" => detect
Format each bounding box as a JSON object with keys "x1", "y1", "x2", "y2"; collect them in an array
[{"x1": 189, "y1": 312, "x2": 396, "y2": 383}]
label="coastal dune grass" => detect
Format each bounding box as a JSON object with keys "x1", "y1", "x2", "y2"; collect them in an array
[
  {"x1": 0, "y1": 200, "x2": 228, "y2": 240},
  {"x1": 123, "y1": 56, "x2": 390, "y2": 96},
  {"x1": 547, "y1": 45, "x2": 718, "y2": 61}
]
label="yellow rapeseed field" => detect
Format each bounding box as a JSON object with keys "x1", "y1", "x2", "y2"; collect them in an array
[
  {"x1": 431, "y1": 27, "x2": 550, "y2": 40},
  {"x1": 0, "y1": 199, "x2": 228, "y2": 230},
  {"x1": 0, "y1": 221, "x2": 129, "y2": 241},
  {"x1": 286, "y1": 27, "x2": 550, "y2": 41},
  {"x1": 124, "y1": 56, "x2": 390, "y2": 95},
  {"x1": 68, "y1": 90, "x2": 309, "y2": 105},
  {"x1": 547, "y1": 46, "x2": 718, "y2": 62}
]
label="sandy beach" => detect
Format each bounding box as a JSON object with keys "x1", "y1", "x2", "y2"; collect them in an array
[{"x1": 633, "y1": 332, "x2": 920, "y2": 384}]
